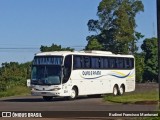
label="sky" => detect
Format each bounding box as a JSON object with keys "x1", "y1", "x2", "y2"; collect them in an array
[{"x1": 0, "y1": 0, "x2": 157, "y2": 65}]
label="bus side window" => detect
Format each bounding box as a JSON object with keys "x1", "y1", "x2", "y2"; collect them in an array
[
  {"x1": 102, "y1": 57, "x2": 109, "y2": 69},
  {"x1": 109, "y1": 57, "x2": 116, "y2": 69},
  {"x1": 91, "y1": 57, "x2": 100, "y2": 69},
  {"x1": 124, "y1": 58, "x2": 130, "y2": 69},
  {"x1": 84, "y1": 56, "x2": 91, "y2": 69},
  {"x1": 130, "y1": 58, "x2": 134, "y2": 69},
  {"x1": 117, "y1": 58, "x2": 124, "y2": 69},
  {"x1": 73, "y1": 56, "x2": 82, "y2": 69}
]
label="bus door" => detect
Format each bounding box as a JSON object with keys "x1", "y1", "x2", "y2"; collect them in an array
[{"x1": 62, "y1": 55, "x2": 72, "y2": 96}]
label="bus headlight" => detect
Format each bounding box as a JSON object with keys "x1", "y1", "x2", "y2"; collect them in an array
[{"x1": 31, "y1": 88, "x2": 39, "y2": 91}]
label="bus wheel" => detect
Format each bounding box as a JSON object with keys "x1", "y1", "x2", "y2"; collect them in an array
[
  {"x1": 43, "y1": 96, "x2": 53, "y2": 101},
  {"x1": 69, "y1": 87, "x2": 78, "y2": 100},
  {"x1": 113, "y1": 85, "x2": 118, "y2": 96},
  {"x1": 119, "y1": 85, "x2": 125, "y2": 95}
]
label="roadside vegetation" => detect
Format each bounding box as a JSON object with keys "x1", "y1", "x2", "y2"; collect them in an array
[
  {"x1": 103, "y1": 89, "x2": 158, "y2": 104},
  {"x1": 0, "y1": 62, "x2": 31, "y2": 98},
  {"x1": 0, "y1": 86, "x2": 30, "y2": 98}
]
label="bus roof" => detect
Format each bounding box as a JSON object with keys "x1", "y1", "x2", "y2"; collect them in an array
[{"x1": 35, "y1": 50, "x2": 134, "y2": 58}]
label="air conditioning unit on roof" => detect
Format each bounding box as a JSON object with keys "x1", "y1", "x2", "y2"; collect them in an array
[{"x1": 83, "y1": 50, "x2": 112, "y2": 54}]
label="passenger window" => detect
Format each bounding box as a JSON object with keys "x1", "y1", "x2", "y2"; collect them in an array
[
  {"x1": 73, "y1": 56, "x2": 82, "y2": 69},
  {"x1": 124, "y1": 58, "x2": 133, "y2": 69},
  {"x1": 129, "y1": 58, "x2": 134, "y2": 69},
  {"x1": 103, "y1": 57, "x2": 109, "y2": 69},
  {"x1": 117, "y1": 58, "x2": 124, "y2": 69},
  {"x1": 109, "y1": 58, "x2": 116, "y2": 68},
  {"x1": 124, "y1": 58, "x2": 129, "y2": 69},
  {"x1": 84, "y1": 56, "x2": 91, "y2": 69},
  {"x1": 91, "y1": 57, "x2": 100, "y2": 69}
]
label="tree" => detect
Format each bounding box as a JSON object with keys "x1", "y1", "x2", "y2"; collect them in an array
[
  {"x1": 141, "y1": 37, "x2": 158, "y2": 82},
  {"x1": 40, "y1": 43, "x2": 74, "y2": 52},
  {"x1": 86, "y1": 0, "x2": 144, "y2": 54},
  {"x1": 85, "y1": 36, "x2": 103, "y2": 50},
  {"x1": 135, "y1": 52, "x2": 144, "y2": 83}
]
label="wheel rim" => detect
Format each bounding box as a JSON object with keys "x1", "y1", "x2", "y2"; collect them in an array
[
  {"x1": 70, "y1": 89, "x2": 76, "y2": 99},
  {"x1": 113, "y1": 87, "x2": 118, "y2": 95}
]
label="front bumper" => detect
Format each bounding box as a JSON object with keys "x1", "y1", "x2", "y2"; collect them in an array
[{"x1": 31, "y1": 90, "x2": 61, "y2": 96}]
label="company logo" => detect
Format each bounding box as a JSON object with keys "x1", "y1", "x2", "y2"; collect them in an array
[
  {"x1": 2, "y1": 112, "x2": 11, "y2": 117},
  {"x1": 1, "y1": 112, "x2": 42, "y2": 118},
  {"x1": 80, "y1": 70, "x2": 135, "y2": 79}
]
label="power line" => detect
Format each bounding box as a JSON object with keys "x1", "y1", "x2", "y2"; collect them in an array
[{"x1": 0, "y1": 48, "x2": 39, "y2": 50}]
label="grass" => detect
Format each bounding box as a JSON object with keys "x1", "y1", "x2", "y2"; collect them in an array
[
  {"x1": 0, "y1": 86, "x2": 30, "y2": 98},
  {"x1": 104, "y1": 89, "x2": 159, "y2": 120},
  {"x1": 103, "y1": 90, "x2": 159, "y2": 104}
]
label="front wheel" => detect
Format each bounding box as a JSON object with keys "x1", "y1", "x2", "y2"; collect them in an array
[
  {"x1": 43, "y1": 96, "x2": 53, "y2": 101},
  {"x1": 68, "y1": 87, "x2": 78, "y2": 100}
]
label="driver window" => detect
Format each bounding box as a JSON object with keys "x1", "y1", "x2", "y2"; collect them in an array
[{"x1": 63, "y1": 55, "x2": 72, "y2": 83}]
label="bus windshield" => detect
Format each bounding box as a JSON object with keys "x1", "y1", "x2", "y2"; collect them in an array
[{"x1": 31, "y1": 65, "x2": 62, "y2": 85}]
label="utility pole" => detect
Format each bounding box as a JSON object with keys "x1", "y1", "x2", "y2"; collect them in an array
[{"x1": 157, "y1": 0, "x2": 160, "y2": 104}]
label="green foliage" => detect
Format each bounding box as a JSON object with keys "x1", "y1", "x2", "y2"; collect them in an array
[
  {"x1": 40, "y1": 43, "x2": 74, "y2": 52},
  {"x1": 135, "y1": 53, "x2": 145, "y2": 83},
  {"x1": 0, "y1": 62, "x2": 31, "y2": 91},
  {"x1": 103, "y1": 90, "x2": 158, "y2": 104},
  {"x1": 141, "y1": 38, "x2": 158, "y2": 82},
  {"x1": 0, "y1": 86, "x2": 30, "y2": 98},
  {"x1": 86, "y1": 0, "x2": 144, "y2": 54},
  {"x1": 85, "y1": 37, "x2": 103, "y2": 50}
]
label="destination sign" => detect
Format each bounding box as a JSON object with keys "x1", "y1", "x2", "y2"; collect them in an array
[{"x1": 33, "y1": 56, "x2": 63, "y2": 65}]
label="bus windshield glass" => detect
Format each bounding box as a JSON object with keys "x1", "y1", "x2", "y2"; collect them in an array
[
  {"x1": 31, "y1": 56, "x2": 63, "y2": 85},
  {"x1": 31, "y1": 65, "x2": 62, "y2": 85},
  {"x1": 33, "y1": 56, "x2": 63, "y2": 65}
]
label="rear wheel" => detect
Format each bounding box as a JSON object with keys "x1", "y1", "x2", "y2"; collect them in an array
[
  {"x1": 43, "y1": 96, "x2": 53, "y2": 101},
  {"x1": 113, "y1": 85, "x2": 118, "y2": 96},
  {"x1": 119, "y1": 85, "x2": 125, "y2": 95}
]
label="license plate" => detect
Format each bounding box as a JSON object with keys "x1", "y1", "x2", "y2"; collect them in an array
[{"x1": 41, "y1": 92, "x2": 46, "y2": 94}]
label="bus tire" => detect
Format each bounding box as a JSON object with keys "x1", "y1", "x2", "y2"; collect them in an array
[
  {"x1": 113, "y1": 85, "x2": 118, "y2": 96},
  {"x1": 43, "y1": 96, "x2": 53, "y2": 101},
  {"x1": 119, "y1": 85, "x2": 125, "y2": 95},
  {"x1": 68, "y1": 87, "x2": 78, "y2": 100}
]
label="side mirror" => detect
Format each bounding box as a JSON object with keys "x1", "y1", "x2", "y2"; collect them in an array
[{"x1": 27, "y1": 79, "x2": 31, "y2": 87}]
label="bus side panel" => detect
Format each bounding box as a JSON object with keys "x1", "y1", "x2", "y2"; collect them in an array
[
  {"x1": 70, "y1": 69, "x2": 135, "y2": 95},
  {"x1": 70, "y1": 70, "x2": 112, "y2": 95},
  {"x1": 124, "y1": 69, "x2": 135, "y2": 92}
]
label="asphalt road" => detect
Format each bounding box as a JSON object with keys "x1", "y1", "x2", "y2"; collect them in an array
[
  {"x1": 0, "y1": 83, "x2": 158, "y2": 119},
  {"x1": 0, "y1": 95, "x2": 158, "y2": 111}
]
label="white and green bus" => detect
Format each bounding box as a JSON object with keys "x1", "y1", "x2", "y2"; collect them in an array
[{"x1": 27, "y1": 50, "x2": 135, "y2": 101}]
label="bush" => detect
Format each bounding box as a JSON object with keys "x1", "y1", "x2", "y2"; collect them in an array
[{"x1": 0, "y1": 86, "x2": 30, "y2": 98}]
